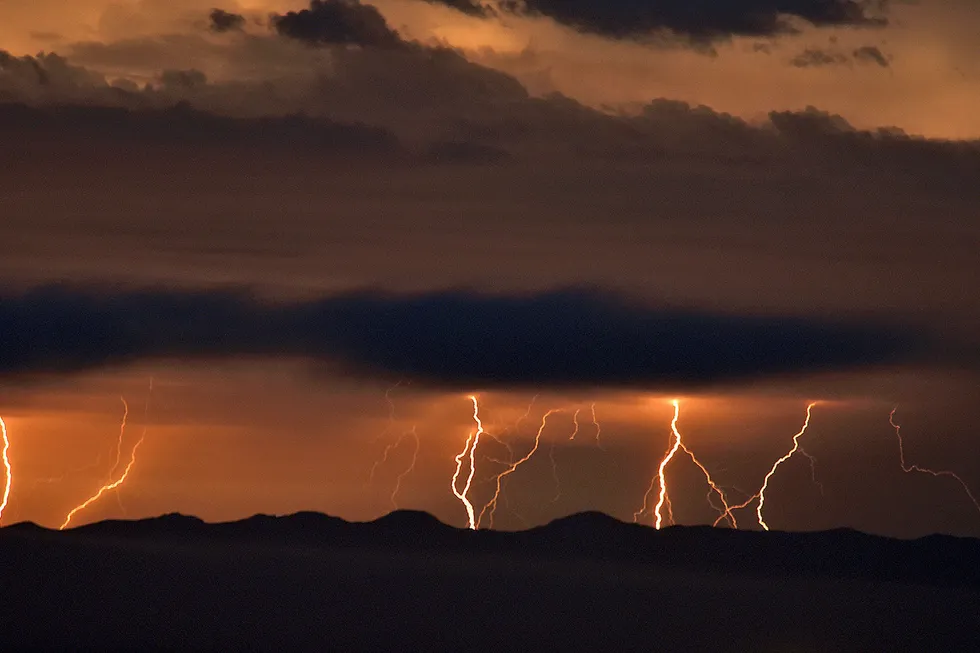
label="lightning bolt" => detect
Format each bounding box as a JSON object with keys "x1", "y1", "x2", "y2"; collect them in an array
[
  {"x1": 478, "y1": 408, "x2": 561, "y2": 529},
  {"x1": 451, "y1": 396, "x2": 484, "y2": 530},
  {"x1": 633, "y1": 476, "x2": 659, "y2": 525},
  {"x1": 372, "y1": 426, "x2": 420, "y2": 510},
  {"x1": 60, "y1": 379, "x2": 153, "y2": 530},
  {"x1": 798, "y1": 447, "x2": 825, "y2": 495},
  {"x1": 474, "y1": 396, "x2": 540, "y2": 520},
  {"x1": 677, "y1": 439, "x2": 736, "y2": 528},
  {"x1": 369, "y1": 381, "x2": 403, "y2": 452},
  {"x1": 0, "y1": 416, "x2": 11, "y2": 524},
  {"x1": 754, "y1": 402, "x2": 818, "y2": 531},
  {"x1": 568, "y1": 408, "x2": 581, "y2": 440},
  {"x1": 634, "y1": 401, "x2": 734, "y2": 529},
  {"x1": 59, "y1": 433, "x2": 145, "y2": 530},
  {"x1": 23, "y1": 398, "x2": 130, "y2": 503},
  {"x1": 369, "y1": 432, "x2": 401, "y2": 484},
  {"x1": 591, "y1": 403, "x2": 605, "y2": 450},
  {"x1": 652, "y1": 401, "x2": 683, "y2": 530},
  {"x1": 711, "y1": 402, "x2": 818, "y2": 530},
  {"x1": 108, "y1": 397, "x2": 130, "y2": 478},
  {"x1": 390, "y1": 427, "x2": 420, "y2": 510},
  {"x1": 109, "y1": 397, "x2": 130, "y2": 514},
  {"x1": 483, "y1": 431, "x2": 516, "y2": 464},
  {"x1": 889, "y1": 407, "x2": 980, "y2": 517},
  {"x1": 514, "y1": 394, "x2": 539, "y2": 433},
  {"x1": 368, "y1": 383, "x2": 421, "y2": 510}
]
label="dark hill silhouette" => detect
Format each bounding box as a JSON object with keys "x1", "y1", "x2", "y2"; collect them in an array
[
  {"x1": 2, "y1": 512, "x2": 978, "y2": 651},
  {"x1": 9, "y1": 510, "x2": 979, "y2": 588}
]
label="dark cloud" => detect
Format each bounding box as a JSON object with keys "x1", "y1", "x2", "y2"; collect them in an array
[
  {"x1": 209, "y1": 9, "x2": 247, "y2": 34},
  {"x1": 790, "y1": 45, "x2": 890, "y2": 67},
  {"x1": 0, "y1": 102, "x2": 401, "y2": 156},
  {"x1": 0, "y1": 50, "x2": 107, "y2": 93},
  {"x1": 853, "y1": 44, "x2": 890, "y2": 67},
  {"x1": 0, "y1": 286, "x2": 926, "y2": 388},
  {"x1": 3, "y1": 40, "x2": 977, "y2": 193},
  {"x1": 419, "y1": 0, "x2": 495, "y2": 18},
  {"x1": 790, "y1": 48, "x2": 850, "y2": 67},
  {"x1": 483, "y1": 0, "x2": 888, "y2": 42},
  {"x1": 272, "y1": 0, "x2": 403, "y2": 48}
]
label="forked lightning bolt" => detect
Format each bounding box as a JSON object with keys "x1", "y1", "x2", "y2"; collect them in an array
[
  {"x1": 60, "y1": 380, "x2": 153, "y2": 530},
  {"x1": 0, "y1": 416, "x2": 11, "y2": 524},
  {"x1": 389, "y1": 427, "x2": 420, "y2": 510},
  {"x1": 710, "y1": 402, "x2": 818, "y2": 529},
  {"x1": 451, "y1": 396, "x2": 484, "y2": 530},
  {"x1": 889, "y1": 407, "x2": 980, "y2": 518},
  {"x1": 754, "y1": 402, "x2": 818, "y2": 530},
  {"x1": 635, "y1": 401, "x2": 734, "y2": 529},
  {"x1": 478, "y1": 409, "x2": 561, "y2": 528},
  {"x1": 652, "y1": 401, "x2": 682, "y2": 529},
  {"x1": 60, "y1": 428, "x2": 146, "y2": 529}
]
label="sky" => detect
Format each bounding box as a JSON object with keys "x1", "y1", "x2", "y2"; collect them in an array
[{"x1": 0, "y1": 0, "x2": 978, "y2": 538}]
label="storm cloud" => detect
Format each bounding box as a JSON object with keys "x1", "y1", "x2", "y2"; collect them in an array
[
  {"x1": 444, "y1": 0, "x2": 889, "y2": 42},
  {"x1": 419, "y1": 0, "x2": 494, "y2": 18},
  {"x1": 271, "y1": 0, "x2": 403, "y2": 48},
  {"x1": 790, "y1": 45, "x2": 890, "y2": 67},
  {"x1": 0, "y1": 286, "x2": 925, "y2": 388},
  {"x1": 208, "y1": 9, "x2": 245, "y2": 34}
]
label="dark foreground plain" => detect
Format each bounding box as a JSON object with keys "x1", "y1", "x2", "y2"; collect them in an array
[{"x1": 2, "y1": 512, "x2": 978, "y2": 652}]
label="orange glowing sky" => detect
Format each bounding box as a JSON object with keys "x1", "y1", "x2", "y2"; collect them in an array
[{"x1": 0, "y1": 364, "x2": 977, "y2": 538}]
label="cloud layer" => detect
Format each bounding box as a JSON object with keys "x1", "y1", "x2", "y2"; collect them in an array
[
  {"x1": 428, "y1": 0, "x2": 888, "y2": 41},
  {"x1": 0, "y1": 286, "x2": 924, "y2": 388}
]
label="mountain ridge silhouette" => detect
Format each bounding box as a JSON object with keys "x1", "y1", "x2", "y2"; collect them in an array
[{"x1": 5, "y1": 510, "x2": 977, "y2": 588}]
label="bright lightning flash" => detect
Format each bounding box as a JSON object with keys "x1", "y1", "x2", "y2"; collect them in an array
[
  {"x1": 451, "y1": 396, "x2": 484, "y2": 530},
  {"x1": 60, "y1": 433, "x2": 145, "y2": 530},
  {"x1": 60, "y1": 389, "x2": 150, "y2": 531},
  {"x1": 712, "y1": 402, "x2": 819, "y2": 529},
  {"x1": 0, "y1": 416, "x2": 11, "y2": 524},
  {"x1": 653, "y1": 400, "x2": 683, "y2": 530},
  {"x1": 889, "y1": 407, "x2": 980, "y2": 518},
  {"x1": 634, "y1": 400, "x2": 734, "y2": 530},
  {"x1": 754, "y1": 402, "x2": 818, "y2": 531}
]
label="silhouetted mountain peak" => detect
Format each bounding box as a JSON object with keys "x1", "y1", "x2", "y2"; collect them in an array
[
  {"x1": 3, "y1": 521, "x2": 48, "y2": 533},
  {"x1": 372, "y1": 510, "x2": 454, "y2": 532},
  {"x1": 75, "y1": 512, "x2": 206, "y2": 535}
]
